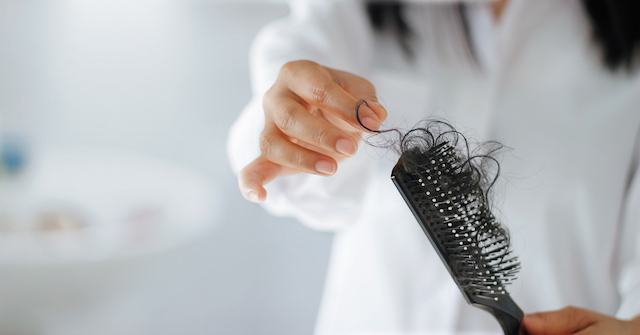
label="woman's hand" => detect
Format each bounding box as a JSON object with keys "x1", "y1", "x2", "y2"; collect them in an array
[
  {"x1": 523, "y1": 306, "x2": 640, "y2": 335},
  {"x1": 238, "y1": 60, "x2": 387, "y2": 203}
]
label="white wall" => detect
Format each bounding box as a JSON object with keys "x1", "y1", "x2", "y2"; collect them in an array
[{"x1": 0, "y1": 1, "x2": 332, "y2": 334}]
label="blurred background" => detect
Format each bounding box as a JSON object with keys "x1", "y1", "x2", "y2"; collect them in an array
[{"x1": 0, "y1": 0, "x2": 333, "y2": 334}]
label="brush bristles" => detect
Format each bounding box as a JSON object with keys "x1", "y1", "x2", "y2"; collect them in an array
[{"x1": 397, "y1": 141, "x2": 520, "y2": 301}]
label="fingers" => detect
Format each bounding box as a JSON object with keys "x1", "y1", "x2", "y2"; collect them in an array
[
  {"x1": 264, "y1": 91, "x2": 358, "y2": 157},
  {"x1": 239, "y1": 151, "x2": 326, "y2": 204},
  {"x1": 239, "y1": 61, "x2": 386, "y2": 204},
  {"x1": 238, "y1": 156, "x2": 281, "y2": 203},
  {"x1": 280, "y1": 60, "x2": 386, "y2": 131},
  {"x1": 259, "y1": 125, "x2": 338, "y2": 175},
  {"x1": 331, "y1": 68, "x2": 388, "y2": 125},
  {"x1": 523, "y1": 307, "x2": 600, "y2": 335},
  {"x1": 239, "y1": 127, "x2": 338, "y2": 204}
]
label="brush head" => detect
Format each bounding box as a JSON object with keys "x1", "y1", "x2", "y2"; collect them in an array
[
  {"x1": 391, "y1": 141, "x2": 520, "y2": 303},
  {"x1": 366, "y1": 117, "x2": 523, "y2": 334}
]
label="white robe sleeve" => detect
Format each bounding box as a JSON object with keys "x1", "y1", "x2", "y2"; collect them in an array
[
  {"x1": 227, "y1": 0, "x2": 378, "y2": 231},
  {"x1": 616, "y1": 129, "x2": 640, "y2": 319}
]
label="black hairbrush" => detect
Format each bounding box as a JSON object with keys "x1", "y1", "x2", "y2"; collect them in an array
[{"x1": 391, "y1": 140, "x2": 523, "y2": 335}]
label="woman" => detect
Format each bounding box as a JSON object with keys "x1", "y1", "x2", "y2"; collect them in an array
[{"x1": 228, "y1": 0, "x2": 640, "y2": 334}]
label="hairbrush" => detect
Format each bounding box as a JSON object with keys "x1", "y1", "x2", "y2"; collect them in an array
[{"x1": 391, "y1": 139, "x2": 523, "y2": 335}]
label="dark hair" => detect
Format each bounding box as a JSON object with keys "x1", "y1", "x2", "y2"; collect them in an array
[{"x1": 367, "y1": 1, "x2": 640, "y2": 71}]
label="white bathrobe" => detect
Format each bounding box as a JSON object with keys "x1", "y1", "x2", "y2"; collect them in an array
[{"x1": 227, "y1": 0, "x2": 640, "y2": 334}]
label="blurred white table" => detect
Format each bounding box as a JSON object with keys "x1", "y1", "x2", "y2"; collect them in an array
[
  {"x1": 0, "y1": 146, "x2": 220, "y2": 263},
  {"x1": 0, "y1": 147, "x2": 220, "y2": 335}
]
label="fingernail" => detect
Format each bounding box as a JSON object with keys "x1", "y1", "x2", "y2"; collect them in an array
[
  {"x1": 361, "y1": 116, "x2": 380, "y2": 131},
  {"x1": 336, "y1": 138, "x2": 357, "y2": 156},
  {"x1": 371, "y1": 102, "x2": 387, "y2": 120},
  {"x1": 247, "y1": 190, "x2": 260, "y2": 203},
  {"x1": 315, "y1": 160, "x2": 336, "y2": 175},
  {"x1": 370, "y1": 101, "x2": 384, "y2": 109}
]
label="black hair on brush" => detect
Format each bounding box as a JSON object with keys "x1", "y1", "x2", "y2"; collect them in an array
[
  {"x1": 356, "y1": 100, "x2": 523, "y2": 335},
  {"x1": 355, "y1": 100, "x2": 504, "y2": 204}
]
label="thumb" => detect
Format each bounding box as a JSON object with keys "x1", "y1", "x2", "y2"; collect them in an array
[
  {"x1": 238, "y1": 155, "x2": 283, "y2": 203},
  {"x1": 523, "y1": 307, "x2": 599, "y2": 335}
]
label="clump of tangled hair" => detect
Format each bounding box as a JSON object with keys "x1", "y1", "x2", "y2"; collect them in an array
[
  {"x1": 356, "y1": 99, "x2": 504, "y2": 209},
  {"x1": 357, "y1": 100, "x2": 520, "y2": 291}
]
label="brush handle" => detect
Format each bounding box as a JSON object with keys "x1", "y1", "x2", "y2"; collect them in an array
[
  {"x1": 492, "y1": 307, "x2": 522, "y2": 335},
  {"x1": 472, "y1": 294, "x2": 523, "y2": 335}
]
